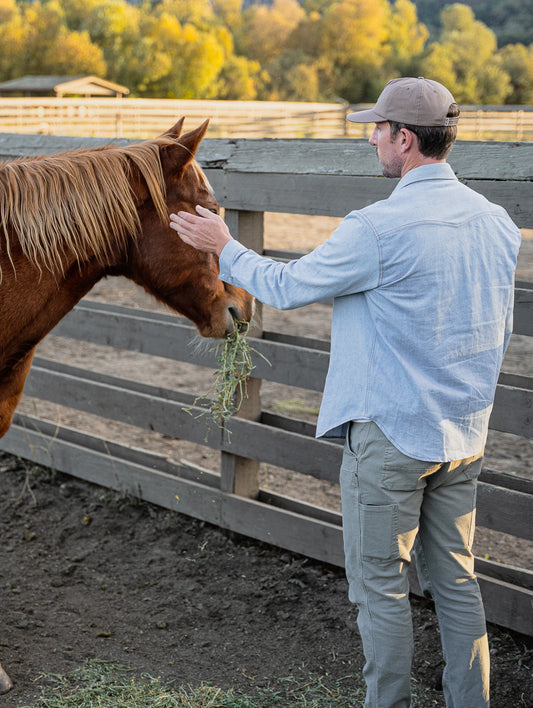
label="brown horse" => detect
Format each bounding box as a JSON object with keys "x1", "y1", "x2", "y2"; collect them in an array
[
  {"x1": 0, "y1": 119, "x2": 253, "y2": 692},
  {"x1": 0, "y1": 119, "x2": 254, "y2": 443}
]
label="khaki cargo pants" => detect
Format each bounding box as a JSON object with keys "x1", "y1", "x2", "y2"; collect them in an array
[{"x1": 340, "y1": 421, "x2": 489, "y2": 707}]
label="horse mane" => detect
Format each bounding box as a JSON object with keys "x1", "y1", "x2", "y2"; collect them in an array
[{"x1": 0, "y1": 135, "x2": 180, "y2": 282}]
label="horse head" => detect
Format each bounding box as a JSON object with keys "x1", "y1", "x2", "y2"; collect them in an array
[{"x1": 123, "y1": 119, "x2": 254, "y2": 338}]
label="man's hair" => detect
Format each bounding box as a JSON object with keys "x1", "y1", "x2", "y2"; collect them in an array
[{"x1": 389, "y1": 103, "x2": 460, "y2": 159}]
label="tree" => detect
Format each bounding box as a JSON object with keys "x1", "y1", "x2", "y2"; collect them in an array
[
  {"x1": 303, "y1": 0, "x2": 391, "y2": 102},
  {"x1": 59, "y1": 0, "x2": 103, "y2": 31},
  {"x1": 216, "y1": 55, "x2": 266, "y2": 100},
  {"x1": 238, "y1": 0, "x2": 305, "y2": 65},
  {"x1": 156, "y1": 0, "x2": 215, "y2": 27},
  {"x1": 84, "y1": 1, "x2": 141, "y2": 82},
  {"x1": 44, "y1": 28, "x2": 107, "y2": 75},
  {"x1": 420, "y1": 4, "x2": 512, "y2": 103},
  {"x1": 265, "y1": 49, "x2": 321, "y2": 101},
  {"x1": 385, "y1": 0, "x2": 428, "y2": 74},
  {"x1": 138, "y1": 10, "x2": 227, "y2": 98},
  {"x1": 0, "y1": 0, "x2": 15, "y2": 23},
  {"x1": 413, "y1": 0, "x2": 533, "y2": 46},
  {"x1": 2, "y1": 0, "x2": 106, "y2": 78},
  {"x1": 211, "y1": 0, "x2": 243, "y2": 31},
  {"x1": 0, "y1": 4, "x2": 26, "y2": 79},
  {"x1": 498, "y1": 43, "x2": 533, "y2": 104}
]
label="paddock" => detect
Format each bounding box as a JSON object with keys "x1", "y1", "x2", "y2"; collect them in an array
[{"x1": 0, "y1": 132, "x2": 531, "y2": 643}]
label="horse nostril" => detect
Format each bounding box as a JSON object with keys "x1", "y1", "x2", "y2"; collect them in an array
[{"x1": 228, "y1": 306, "x2": 239, "y2": 323}]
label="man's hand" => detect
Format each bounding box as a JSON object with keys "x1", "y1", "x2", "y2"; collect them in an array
[{"x1": 169, "y1": 205, "x2": 233, "y2": 256}]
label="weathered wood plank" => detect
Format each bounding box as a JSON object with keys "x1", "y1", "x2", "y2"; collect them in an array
[
  {"x1": 476, "y1": 573, "x2": 533, "y2": 636},
  {"x1": 476, "y1": 482, "x2": 532, "y2": 540},
  {"x1": 514, "y1": 287, "x2": 533, "y2": 336},
  {"x1": 51, "y1": 302, "x2": 533, "y2": 436},
  {"x1": 219, "y1": 209, "x2": 264, "y2": 497},
  {"x1": 204, "y1": 138, "x2": 532, "y2": 180},
  {"x1": 491, "y1": 384, "x2": 533, "y2": 438},
  {"x1": 480, "y1": 467, "x2": 533, "y2": 494},
  {"x1": 206, "y1": 171, "x2": 398, "y2": 217},
  {"x1": 3, "y1": 134, "x2": 532, "y2": 181},
  {"x1": 499, "y1": 372, "x2": 533, "y2": 390},
  {"x1": 52, "y1": 304, "x2": 219, "y2": 368},
  {"x1": 54, "y1": 293, "x2": 529, "y2": 366},
  {"x1": 474, "y1": 557, "x2": 533, "y2": 591},
  {"x1": 206, "y1": 170, "x2": 533, "y2": 225},
  {"x1": 5, "y1": 133, "x2": 530, "y2": 221}
]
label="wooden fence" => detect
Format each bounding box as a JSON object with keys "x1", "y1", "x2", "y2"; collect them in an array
[
  {"x1": 1, "y1": 97, "x2": 533, "y2": 141},
  {"x1": 0, "y1": 133, "x2": 532, "y2": 636}
]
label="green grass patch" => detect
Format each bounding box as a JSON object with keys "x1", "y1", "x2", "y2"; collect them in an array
[{"x1": 19, "y1": 659, "x2": 444, "y2": 707}]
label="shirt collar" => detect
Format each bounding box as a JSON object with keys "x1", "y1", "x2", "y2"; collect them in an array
[{"x1": 393, "y1": 162, "x2": 457, "y2": 193}]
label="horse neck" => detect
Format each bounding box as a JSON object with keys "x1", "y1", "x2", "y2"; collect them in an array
[{"x1": 0, "y1": 257, "x2": 106, "y2": 371}]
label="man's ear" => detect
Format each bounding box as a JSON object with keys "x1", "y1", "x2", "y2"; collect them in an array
[{"x1": 399, "y1": 128, "x2": 416, "y2": 153}]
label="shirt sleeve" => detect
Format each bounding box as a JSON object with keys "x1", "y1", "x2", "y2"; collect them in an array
[{"x1": 218, "y1": 211, "x2": 381, "y2": 310}]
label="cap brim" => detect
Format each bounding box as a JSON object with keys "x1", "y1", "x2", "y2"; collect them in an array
[{"x1": 346, "y1": 108, "x2": 385, "y2": 123}]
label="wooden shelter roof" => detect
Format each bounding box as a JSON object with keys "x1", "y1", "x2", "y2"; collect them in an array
[{"x1": 0, "y1": 75, "x2": 129, "y2": 97}]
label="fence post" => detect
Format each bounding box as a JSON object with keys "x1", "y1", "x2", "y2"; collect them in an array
[{"x1": 219, "y1": 209, "x2": 264, "y2": 498}]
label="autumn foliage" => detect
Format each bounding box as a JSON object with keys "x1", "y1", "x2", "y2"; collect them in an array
[{"x1": 0, "y1": 0, "x2": 531, "y2": 104}]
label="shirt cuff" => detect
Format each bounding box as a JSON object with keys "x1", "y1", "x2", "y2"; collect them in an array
[{"x1": 218, "y1": 239, "x2": 249, "y2": 282}]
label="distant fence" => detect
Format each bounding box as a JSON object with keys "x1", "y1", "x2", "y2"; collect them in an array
[
  {"x1": 0, "y1": 133, "x2": 531, "y2": 636},
  {"x1": 0, "y1": 97, "x2": 532, "y2": 140}
]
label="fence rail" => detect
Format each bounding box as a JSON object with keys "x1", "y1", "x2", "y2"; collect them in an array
[
  {"x1": 0, "y1": 97, "x2": 532, "y2": 140},
  {"x1": 0, "y1": 133, "x2": 532, "y2": 636}
]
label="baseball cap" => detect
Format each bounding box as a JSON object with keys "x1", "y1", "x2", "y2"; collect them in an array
[{"x1": 347, "y1": 77, "x2": 459, "y2": 127}]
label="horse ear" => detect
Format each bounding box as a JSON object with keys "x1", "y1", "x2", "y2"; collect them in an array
[
  {"x1": 161, "y1": 117, "x2": 186, "y2": 139},
  {"x1": 177, "y1": 120, "x2": 210, "y2": 161},
  {"x1": 160, "y1": 119, "x2": 210, "y2": 173}
]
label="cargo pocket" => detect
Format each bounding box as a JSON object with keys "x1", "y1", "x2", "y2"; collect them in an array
[{"x1": 360, "y1": 502, "x2": 399, "y2": 560}]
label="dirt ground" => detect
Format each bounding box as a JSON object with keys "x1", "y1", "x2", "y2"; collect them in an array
[
  {"x1": 1, "y1": 217, "x2": 532, "y2": 706},
  {"x1": 1, "y1": 456, "x2": 532, "y2": 707}
]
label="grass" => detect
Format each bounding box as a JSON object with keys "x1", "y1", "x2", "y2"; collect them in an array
[{"x1": 19, "y1": 660, "x2": 445, "y2": 707}]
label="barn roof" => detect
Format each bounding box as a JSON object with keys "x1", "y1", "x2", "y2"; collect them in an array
[{"x1": 0, "y1": 75, "x2": 129, "y2": 97}]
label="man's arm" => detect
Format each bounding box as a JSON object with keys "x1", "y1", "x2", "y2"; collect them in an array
[{"x1": 170, "y1": 206, "x2": 381, "y2": 310}]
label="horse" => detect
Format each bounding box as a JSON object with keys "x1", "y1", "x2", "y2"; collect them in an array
[{"x1": 0, "y1": 120, "x2": 253, "y2": 694}]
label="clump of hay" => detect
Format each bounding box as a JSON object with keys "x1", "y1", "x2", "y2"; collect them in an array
[
  {"x1": 189, "y1": 319, "x2": 267, "y2": 433},
  {"x1": 206, "y1": 319, "x2": 254, "y2": 425}
]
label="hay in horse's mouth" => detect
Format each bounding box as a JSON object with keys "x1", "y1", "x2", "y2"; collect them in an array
[
  {"x1": 187, "y1": 319, "x2": 262, "y2": 433},
  {"x1": 209, "y1": 319, "x2": 254, "y2": 425}
]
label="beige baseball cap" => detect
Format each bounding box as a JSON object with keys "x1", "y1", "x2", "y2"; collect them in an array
[{"x1": 347, "y1": 76, "x2": 459, "y2": 127}]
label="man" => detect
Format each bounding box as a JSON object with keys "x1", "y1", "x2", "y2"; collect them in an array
[{"x1": 170, "y1": 77, "x2": 521, "y2": 707}]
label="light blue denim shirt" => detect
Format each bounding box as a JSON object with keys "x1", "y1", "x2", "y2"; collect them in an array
[{"x1": 219, "y1": 163, "x2": 521, "y2": 461}]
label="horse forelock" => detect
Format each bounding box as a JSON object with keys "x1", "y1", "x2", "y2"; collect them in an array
[{"x1": 0, "y1": 137, "x2": 170, "y2": 281}]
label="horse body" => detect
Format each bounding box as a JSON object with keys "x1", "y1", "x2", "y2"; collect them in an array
[{"x1": 0, "y1": 119, "x2": 253, "y2": 441}]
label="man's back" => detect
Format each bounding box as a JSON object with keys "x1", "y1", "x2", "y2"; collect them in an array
[{"x1": 320, "y1": 162, "x2": 521, "y2": 459}]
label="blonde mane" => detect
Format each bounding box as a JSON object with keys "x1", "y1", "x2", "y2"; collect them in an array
[{"x1": 0, "y1": 136, "x2": 179, "y2": 282}]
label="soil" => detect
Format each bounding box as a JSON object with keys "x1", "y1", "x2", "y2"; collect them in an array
[
  {"x1": 1, "y1": 456, "x2": 532, "y2": 708},
  {"x1": 1, "y1": 217, "x2": 532, "y2": 706}
]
